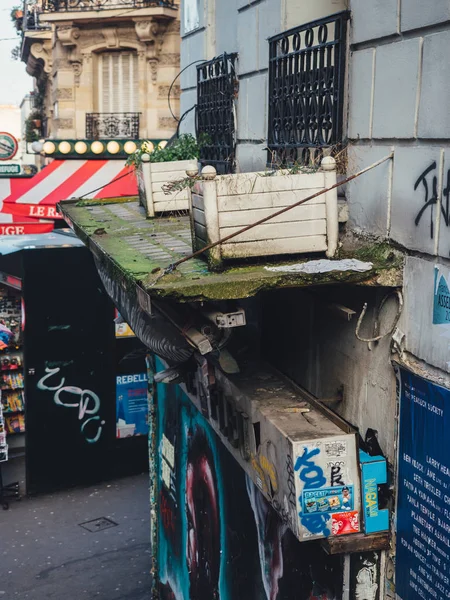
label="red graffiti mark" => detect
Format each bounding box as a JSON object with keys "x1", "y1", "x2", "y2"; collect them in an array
[{"x1": 160, "y1": 491, "x2": 175, "y2": 535}]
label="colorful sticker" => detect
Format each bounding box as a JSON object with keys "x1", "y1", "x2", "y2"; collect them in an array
[
  {"x1": 331, "y1": 510, "x2": 360, "y2": 536},
  {"x1": 302, "y1": 485, "x2": 354, "y2": 515}
]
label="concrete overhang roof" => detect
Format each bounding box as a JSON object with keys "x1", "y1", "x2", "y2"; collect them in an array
[{"x1": 58, "y1": 197, "x2": 403, "y2": 303}]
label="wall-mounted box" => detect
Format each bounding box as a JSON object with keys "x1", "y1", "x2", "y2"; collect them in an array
[
  {"x1": 359, "y1": 449, "x2": 389, "y2": 534},
  {"x1": 176, "y1": 358, "x2": 361, "y2": 543}
]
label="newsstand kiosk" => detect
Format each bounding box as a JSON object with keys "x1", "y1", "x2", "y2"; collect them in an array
[{"x1": 0, "y1": 230, "x2": 149, "y2": 504}]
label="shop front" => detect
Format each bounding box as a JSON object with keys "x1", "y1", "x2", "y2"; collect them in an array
[{"x1": 0, "y1": 231, "x2": 148, "y2": 505}]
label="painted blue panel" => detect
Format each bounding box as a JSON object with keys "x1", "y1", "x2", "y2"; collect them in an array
[{"x1": 396, "y1": 367, "x2": 450, "y2": 600}]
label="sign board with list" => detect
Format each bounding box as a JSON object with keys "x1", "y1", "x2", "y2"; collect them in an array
[{"x1": 396, "y1": 366, "x2": 450, "y2": 600}]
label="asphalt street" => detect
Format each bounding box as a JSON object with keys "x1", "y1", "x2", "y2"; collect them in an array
[{"x1": 0, "y1": 473, "x2": 152, "y2": 600}]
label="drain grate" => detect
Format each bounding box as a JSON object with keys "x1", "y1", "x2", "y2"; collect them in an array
[{"x1": 79, "y1": 517, "x2": 118, "y2": 532}]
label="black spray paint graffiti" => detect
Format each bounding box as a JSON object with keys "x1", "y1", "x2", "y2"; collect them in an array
[
  {"x1": 286, "y1": 455, "x2": 297, "y2": 511},
  {"x1": 414, "y1": 161, "x2": 450, "y2": 246},
  {"x1": 327, "y1": 460, "x2": 345, "y2": 486},
  {"x1": 37, "y1": 367, "x2": 105, "y2": 444}
]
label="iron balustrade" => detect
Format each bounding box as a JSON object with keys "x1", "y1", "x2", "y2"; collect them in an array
[
  {"x1": 86, "y1": 113, "x2": 140, "y2": 139},
  {"x1": 42, "y1": 0, "x2": 175, "y2": 11},
  {"x1": 268, "y1": 12, "x2": 349, "y2": 165},
  {"x1": 196, "y1": 53, "x2": 238, "y2": 174}
]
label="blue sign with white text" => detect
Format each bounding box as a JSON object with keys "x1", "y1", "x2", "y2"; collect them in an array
[
  {"x1": 433, "y1": 267, "x2": 450, "y2": 325},
  {"x1": 396, "y1": 367, "x2": 450, "y2": 600},
  {"x1": 116, "y1": 372, "x2": 149, "y2": 438}
]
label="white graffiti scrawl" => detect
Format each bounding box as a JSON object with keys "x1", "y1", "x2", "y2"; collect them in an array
[{"x1": 37, "y1": 367, "x2": 105, "y2": 443}]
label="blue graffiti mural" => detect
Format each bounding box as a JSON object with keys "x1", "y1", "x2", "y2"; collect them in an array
[
  {"x1": 156, "y1": 380, "x2": 229, "y2": 600},
  {"x1": 155, "y1": 359, "x2": 344, "y2": 599},
  {"x1": 295, "y1": 447, "x2": 330, "y2": 537}
]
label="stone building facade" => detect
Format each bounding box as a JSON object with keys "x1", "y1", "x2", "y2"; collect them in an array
[{"x1": 20, "y1": 1, "x2": 181, "y2": 142}]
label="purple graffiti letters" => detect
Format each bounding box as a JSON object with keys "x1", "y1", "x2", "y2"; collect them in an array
[{"x1": 295, "y1": 447, "x2": 330, "y2": 537}]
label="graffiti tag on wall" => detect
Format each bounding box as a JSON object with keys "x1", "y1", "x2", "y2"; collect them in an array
[
  {"x1": 37, "y1": 366, "x2": 105, "y2": 443},
  {"x1": 414, "y1": 161, "x2": 450, "y2": 251}
]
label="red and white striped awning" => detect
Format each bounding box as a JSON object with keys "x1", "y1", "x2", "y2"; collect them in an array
[{"x1": 0, "y1": 160, "x2": 137, "y2": 223}]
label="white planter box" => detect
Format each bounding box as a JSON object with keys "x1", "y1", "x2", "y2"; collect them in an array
[
  {"x1": 190, "y1": 157, "x2": 338, "y2": 268},
  {"x1": 138, "y1": 159, "x2": 192, "y2": 217}
]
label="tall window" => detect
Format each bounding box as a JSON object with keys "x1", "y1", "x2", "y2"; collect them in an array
[
  {"x1": 183, "y1": 0, "x2": 200, "y2": 33},
  {"x1": 97, "y1": 51, "x2": 139, "y2": 113}
]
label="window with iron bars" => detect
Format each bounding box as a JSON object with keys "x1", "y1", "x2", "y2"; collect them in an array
[
  {"x1": 267, "y1": 12, "x2": 349, "y2": 167},
  {"x1": 196, "y1": 53, "x2": 238, "y2": 174}
]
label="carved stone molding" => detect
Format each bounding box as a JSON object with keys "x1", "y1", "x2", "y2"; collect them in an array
[
  {"x1": 148, "y1": 58, "x2": 159, "y2": 83},
  {"x1": 56, "y1": 26, "x2": 80, "y2": 48},
  {"x1": 101, "y1": 27, "x2": 119, "y2": 49},
  {"x1": 134, "y1": 18, "x2": 169, "y2": 60},
  {"x1": 72, "y1": 61, "x2": 82, "y2": 87},
  {"x1": 159, "y1": 53, "x2": 180, "y2": 66},
  {"x1": 56, "y1": 118, "x2": 74, "y2": 130},
  {"x1": 30, "y1": 42, "x2": 52, "y2": 74},
  {"x1": 158, "y1": 116, "x2": 177, "y2": 130},
  {"x1": 159, "y1": 85, "x2": 180, "y2": 98},
  {"x1": 166, "y1": 19, "x2": 181, "y2": 34},
  {"x1": 56, "y1": 25, "x2": 82, "y2": 76},
  {"x1": 134, "y1": 19, "x2": 160, "y2": 43},
  {"x1": 56, "y1": 87, "x2": 73, "y2": 100}
]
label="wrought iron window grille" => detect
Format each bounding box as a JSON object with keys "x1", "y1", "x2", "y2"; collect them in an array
[
  {"x1": 42, "y1": 0, "x2": 176, "y2": 11},
  {"x1": 86, "y1": 112, "x2": 140, "y2": 139},
  {"x1": 268, "y1": 11, "x2": 350, "y2": 167},
  {"x1": 196, "y1": 52, "x2": 238, "y2": 175}
]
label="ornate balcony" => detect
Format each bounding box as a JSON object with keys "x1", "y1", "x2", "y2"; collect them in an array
[
  {"x1": 196, "y1": 53, "x2": 238, "y2": 175},
  {"x1": 41, "y1": 0, "x2": 175, "y2": 11},
  {"x1": 267, "y1": 12, "x2": 350, "y2": 165},
  {"x1": 86, "y1": 113, "x2": 140, "y2": 140}
]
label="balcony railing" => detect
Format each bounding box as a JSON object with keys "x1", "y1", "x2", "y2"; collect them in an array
[
  {"x1": 86, "y1": 112, "x2": 140, "y2": 139},
  {"x1": 268, "y1": 11, "x2": 350, "y2": 165},
  {"x1": 196, "y1": 53, "x2": 238, "y2": 175},
  {"x1": 41, "y1": 0, "x2": 175, "y2": 11}
]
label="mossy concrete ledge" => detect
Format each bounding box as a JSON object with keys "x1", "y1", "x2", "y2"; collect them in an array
[{"x1": 58, "y1": 198, "x2": 403, "y2": 302}]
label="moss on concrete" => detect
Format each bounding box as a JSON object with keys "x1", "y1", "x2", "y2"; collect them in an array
[{"x1": 59, "y1": 198, "x2": 404, "y2": 302}]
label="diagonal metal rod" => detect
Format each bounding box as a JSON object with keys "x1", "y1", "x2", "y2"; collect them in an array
[{"x1": 167, "y1": 153, "x2": 394, "y2": 272}]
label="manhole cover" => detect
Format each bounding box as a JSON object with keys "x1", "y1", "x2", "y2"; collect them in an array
[{"x1": 79, "y1": 517, "x2": 118, "y2": 532}]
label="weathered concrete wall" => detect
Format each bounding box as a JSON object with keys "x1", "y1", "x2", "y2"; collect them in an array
[
  {"x1": 347, "y1": 4, "x2": 450, "y2": 258},
  {"x1": 180, "y1": 0, "x2": 347, "y2": 172},
  {"x1": 263, "y1": 287, "x2": 399, "y2": 465},
  {"x1": 399, "y1": 256, "x2": 450, "y2": 375},
  {"x1": 347, "y1": 1, "x2": 450, "y2": 378}
]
